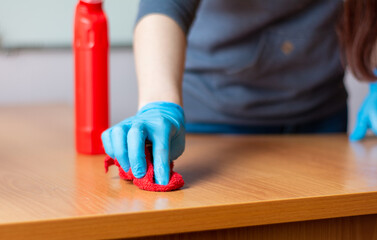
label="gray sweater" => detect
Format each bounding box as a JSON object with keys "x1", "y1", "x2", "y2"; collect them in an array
[{"x1": 136, "y1": 0, "x2": 347, "y2": 126}]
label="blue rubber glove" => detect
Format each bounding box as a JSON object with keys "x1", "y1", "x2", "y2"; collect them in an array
[
  {"x1": 350, "y1": 70, "x2": 377, "y2": 141},
  {"x1": 101, "y1": 102, "x2": 185, "y2": 185}
]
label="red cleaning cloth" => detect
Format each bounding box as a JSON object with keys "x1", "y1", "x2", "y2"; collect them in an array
[{"x1": 104, "y1": 147, "x2": 184, "y2": 192}]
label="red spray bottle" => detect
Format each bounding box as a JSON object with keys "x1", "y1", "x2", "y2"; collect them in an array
[{"x1": 74, "y1": 0, "x2": 109, "y2": 154}]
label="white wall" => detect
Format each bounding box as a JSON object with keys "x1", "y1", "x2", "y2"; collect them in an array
[
  {"x1": 0, "y1": 49, "x2": 369, "y2": 131},
  {"x1": 0, "y1": 49, "x2": 138, "y2": 124},
  {"x1": 0, "y1": 0, "x2": 139, "y2": 48}
]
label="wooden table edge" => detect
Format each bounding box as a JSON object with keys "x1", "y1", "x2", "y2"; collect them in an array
[{"x1": 1, "y1": 191, "x2": 377, "y2": 239}]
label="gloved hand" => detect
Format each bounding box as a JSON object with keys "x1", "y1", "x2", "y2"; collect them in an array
[
  {"x1": 350, "y1": 81, "x2": 377, "y2": 141},
  {"x1": 101, "y1": 101, "x2": 185, "y2": 185}
]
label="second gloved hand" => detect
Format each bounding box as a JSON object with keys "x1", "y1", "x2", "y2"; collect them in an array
[
  {"x1": 350, "y1": 81, "x2": 377, "y2": 141},
  {"x1": 101, "y1": 102, "x2": 185, "y2": 185}
]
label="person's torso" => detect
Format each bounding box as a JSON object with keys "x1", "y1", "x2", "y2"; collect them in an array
[{"x1": 183, "y1": 0, "x2": 347, "y2": 125}]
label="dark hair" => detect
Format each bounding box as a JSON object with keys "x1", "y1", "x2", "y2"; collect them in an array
[{"x1": 338, "y1": 0, "x2": 377, "y2": 81}]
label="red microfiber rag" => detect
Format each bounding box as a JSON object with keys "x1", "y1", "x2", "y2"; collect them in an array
[{"x1": 104, "y1": 146, "x2": 184, "y2": 192}]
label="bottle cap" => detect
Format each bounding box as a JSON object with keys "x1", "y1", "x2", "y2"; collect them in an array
[{"x1": 80, "y1": 0, "x2": 103, "y2": 4}]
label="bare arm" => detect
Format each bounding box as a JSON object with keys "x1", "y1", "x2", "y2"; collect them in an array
[
  {"x1": 102, "y1": 3, "x2": 199, "y2": 185},
  {"x1": 134, "y1": 14, "x2": 186, "y2": 109}
]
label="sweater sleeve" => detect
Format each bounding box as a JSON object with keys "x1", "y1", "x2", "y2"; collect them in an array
[{"x1": 135, "y1": 0, "x2": 201, "y2": 35}]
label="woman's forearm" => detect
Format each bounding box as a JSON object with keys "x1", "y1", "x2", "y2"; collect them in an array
[{"x1": 134, "y1": 14, "x2": 186, "y2": 109}]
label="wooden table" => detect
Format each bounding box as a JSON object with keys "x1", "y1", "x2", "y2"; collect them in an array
[{"x1": 0, "y1": 105, "x2": 377, "y2": 240}]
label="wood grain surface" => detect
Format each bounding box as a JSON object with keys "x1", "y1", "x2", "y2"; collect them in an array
[
  {"x1": 126, "y1": 214, "x2": 377, "y2": 240},
  {"x1": 0, "y1": 105, "x2": 377, "y2": 239}
]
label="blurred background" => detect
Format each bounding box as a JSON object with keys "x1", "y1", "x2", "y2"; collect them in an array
[{"x1": 0, "y1": 0, "x2": 369, "y2": 131}]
